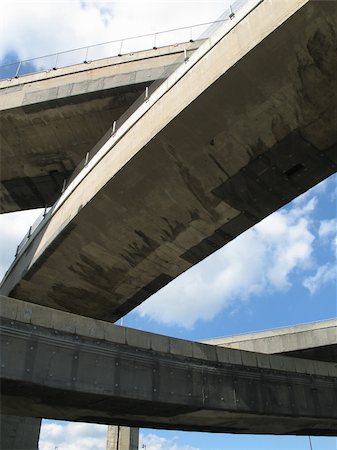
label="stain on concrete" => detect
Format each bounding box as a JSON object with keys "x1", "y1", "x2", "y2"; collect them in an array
[{"x1": 69, "y1": 254, "x2": 125, "y2": 290}]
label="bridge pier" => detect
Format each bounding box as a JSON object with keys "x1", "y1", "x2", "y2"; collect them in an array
[
  {"x1": 0, "y1": 415, "x2": 41, "y2": 450},
  {"x1": 106, "y1": 426, "x2": 139, "y2": 450}
]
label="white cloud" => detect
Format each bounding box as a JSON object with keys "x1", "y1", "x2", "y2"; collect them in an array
[
  {"x1": 0, "y1": 209, "x2": 43, "y2": 279},
  {"x1": 292, "y1": 177, "x2": 329, "y2": 206},
  {"x1": 136, "y1": 196, "x2": 318, "y2": 328},
  {"x1": 140, "y1": 432, "x2": 200, "y2": 450},
  {"x1": 39, "y1": 423, "x2": 200, "y2": 450},
  {"x1": 39, "y1": 421, "x2": 107, "y2": 450},
  {"x1": 303, "y1": 263, "x2": 337, "y2": 295},
  {"x1": 319, "y1": 219, "x2": 336, "y2": 240},
  {"x1": 0, "y1": 0, "x2": 228, "y2": 64}
]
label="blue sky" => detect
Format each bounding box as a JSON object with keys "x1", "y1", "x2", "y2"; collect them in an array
[{"x1": 1, "y1": 1, "x2": 336, "y2": 449}]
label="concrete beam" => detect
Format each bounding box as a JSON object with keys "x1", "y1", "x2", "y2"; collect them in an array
[
  {"x1": 104, "y1": 319, "x2": 337, "y2": 447},
  {"x1": 205, "y1": 320, "x2": 337, "y2": 363},
  {"x1": 0, "y1": 415, "x2": 41, "y2": 450},
  {"x1": 1, "y1": 0, "x2": 336, "y2": 322},
  {"x1": 1, "y1": 296, "x2": 337, "y2": 436},
  {"x1": 0, "y1": 43, "x2": 199, "y2": 213},
  {"x1": 106, "y1": 426, "x2": 139, "y2": 450}
]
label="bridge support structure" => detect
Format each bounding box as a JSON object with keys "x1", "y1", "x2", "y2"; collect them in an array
[
  {"x1": 0, "y1": 415, "x2": 41, "y2": 450},
  {"x1": 106, "y1": 426, "x2": 139, "y2": 450},
  {"x1": 1, "y1": 295, "x2": 337, "y2": 437}
]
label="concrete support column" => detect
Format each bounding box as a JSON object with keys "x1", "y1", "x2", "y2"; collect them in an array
[
  {"x1": 0, "y1": 415, "x2": 41, "y2": 450},
  {"x1": 106, "y1": 426, "x2": 139, "y2": 450}
]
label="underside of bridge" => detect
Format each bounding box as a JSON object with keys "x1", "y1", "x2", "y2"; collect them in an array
[
  {"x1": 1, "y1": 296, "x2": 337, "y2": 436},
  {"x1": 1, "y1": 1, "x2": 336, "y2": 448},
  {"x1": 1, "y1": 0, "x2": 336, "y2": 324},
  {"x1": 0, "y1": 44, "x2": 191, "y2": 212},
  {"x1": 206, "y1": 320, "x2": 337, "y2": 363}
]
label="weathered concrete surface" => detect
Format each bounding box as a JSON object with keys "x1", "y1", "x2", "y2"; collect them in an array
[
  {"x1": 206, "y1": 320, "x2": 337, "y2": 363},
  {"x1": 1, "y1": 0, "x2": 336, "y2": 322},
  {"x1": 0, "y1": 415, "x2": 41, "y2": 450},
  {"x1": 0, "y1": 43, "x2": 195, "y2": 212},
  {"x1": 106, "y1": 426, "x2": 139, "y2": 450},
  {"x1": 1, "y1": 296, "x2": 337, "y2": 436},
  {"x1": 105, "y1": 319, "x2": 337, "y2": 444}
]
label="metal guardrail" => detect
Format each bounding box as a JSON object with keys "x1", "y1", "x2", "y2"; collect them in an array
[
  {"x1": 6, "y1": 0, "x2": 251, "y2": 268},
  {"x1": 1, "y1": 20, "x2": 228, "y2": 81}
]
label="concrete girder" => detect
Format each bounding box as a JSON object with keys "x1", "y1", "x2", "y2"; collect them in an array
[
  {"x1": 0, "y1": 43, "x2": 198, "y2": 213},
  {"x1": 1, "y1": 0, "x2": 336, "y2": 322},
  {"x1": 1, "y1": 296, "x2": 337, "y2": 436},
  {"x1": 205, "y1": 320, "x2": 337, "y2": 363}
]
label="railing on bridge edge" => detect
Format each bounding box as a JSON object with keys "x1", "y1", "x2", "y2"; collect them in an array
[
  {"x1": 7, "y1": 0, "x2": 250, "y2": 271},
  {"x1": 0, "y1": 17, "x2": 234, "y2": 81}
]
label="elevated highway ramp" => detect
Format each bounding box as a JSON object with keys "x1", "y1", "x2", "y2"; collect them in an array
[{"x1": 1, "y1": 0, "x2": 336, "y2": 322}]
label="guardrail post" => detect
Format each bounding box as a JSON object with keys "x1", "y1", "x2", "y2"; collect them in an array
[
  {"x1": 144, "y1": 86, "x2": 149, "y2": 101},
  {"x1": 53, "y1": 53, "x2": 59, "y2": 70},
  {"x1": 229, "y1": 5, "x2": 235, "y2": 19},
  {"x1": 84, "y1": 47, "x2": 89, "y2": 63},
  {"x1": 15, "y1": 245, "x2": 19, "y2": 258},
  {"x1": 61, "y1": 179, "x2": 66, "y2": 193},
  {"x1": 111, "y1": 121, "x2": 117, "y2": 136},
  {"x1": 14, "y1": 61, "x2": 22, "y2": 79},
  {"x1": 84, "y1": 152, "x2": 89, "y2": 165},
  {"x1": 27, "y1": 226, "x2": 32, "y2": 238},
  {"x1": 118, "y1": 40, "x2": 123, "y2": 56},
  {"x1": 189, "y1": 26, "x2": 194, "y2": 43}
]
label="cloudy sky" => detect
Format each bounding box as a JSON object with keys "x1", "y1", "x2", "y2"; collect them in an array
[{"x1": 1, "y1": 1, "x2": 336, "y2": 449}]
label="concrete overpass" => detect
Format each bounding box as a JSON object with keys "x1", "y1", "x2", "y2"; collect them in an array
[
  {"x1": 1, "y1": 0, "x2": 336, "y2": 324},
  {"x1": 105, "y1": 318, "x2": 337, "y2": 448},
  {"x1": 206, "y1": 319, "x2": 337, "y2": 362},
  {"x1": 1, "y1": 295, "x2": 337, "y2": 439},
  {"x1": 0, "y1": 42, "x2": 198, "y2": 213}
]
